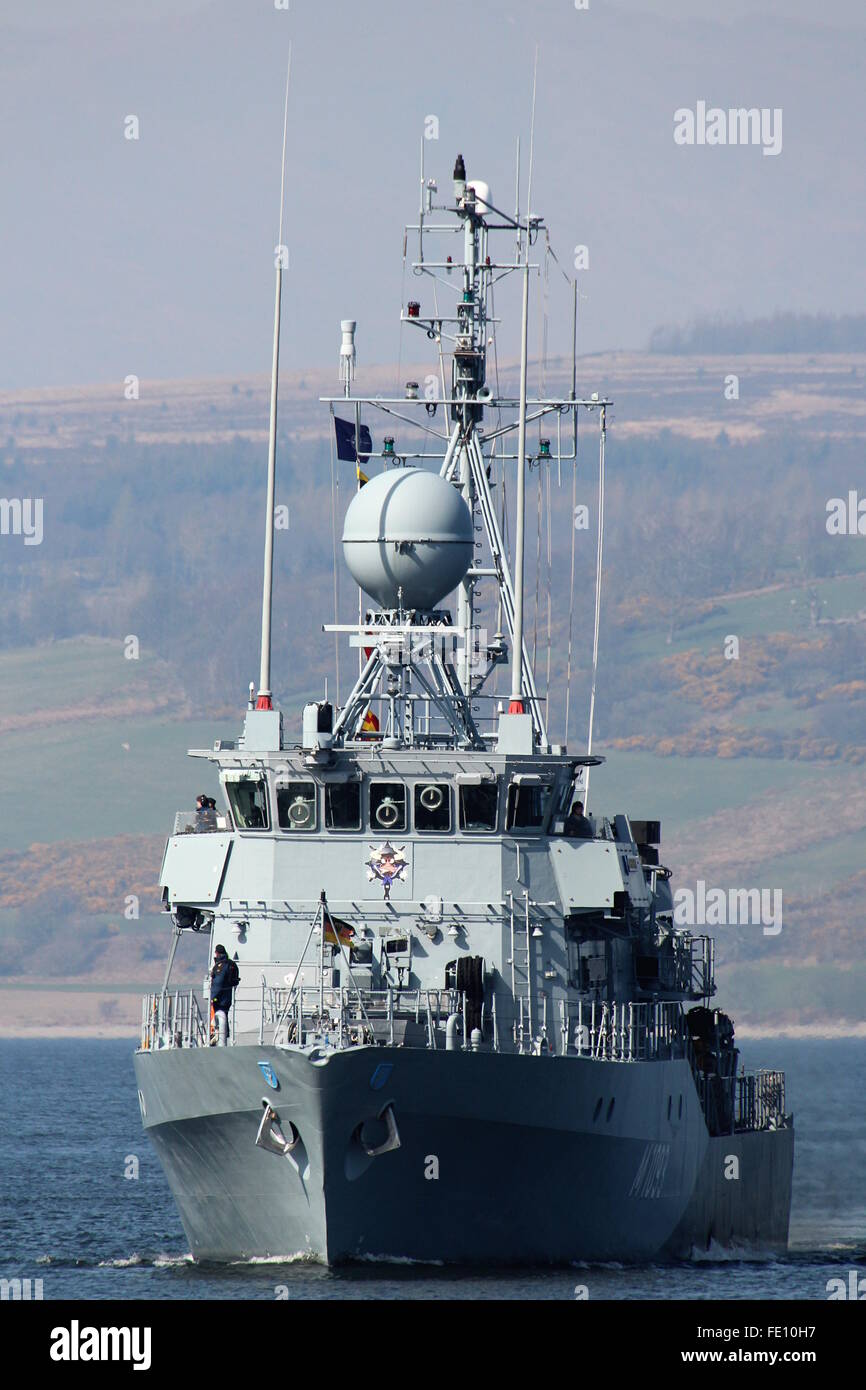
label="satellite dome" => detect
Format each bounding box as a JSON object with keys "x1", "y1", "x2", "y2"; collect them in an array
[{"x1": 342, "y1": 467, "x2": 473, "y2": 611}]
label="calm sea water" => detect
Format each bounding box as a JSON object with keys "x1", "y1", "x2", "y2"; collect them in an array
[{"x1": 1, "y1": 1038, "x2": 863, "y2": 1301}]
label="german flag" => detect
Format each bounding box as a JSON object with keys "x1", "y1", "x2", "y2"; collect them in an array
[
  {"x1": 324, "y1": 911, "x2": 355, "y2": 948},
  {"x1": 357, "y1": 465, "x2": 369, "y2": 487}
]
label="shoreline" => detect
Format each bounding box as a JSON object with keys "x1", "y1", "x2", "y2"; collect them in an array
[
  {"x1": 0, "y1": 1025, "x2": 141, "y2": 1039},
  {"x1": 735, "y1": 1022, "x2": 866, "y2": 1040}
]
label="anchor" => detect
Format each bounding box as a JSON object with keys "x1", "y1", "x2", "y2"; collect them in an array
[
  {"x1": 357, "y1": 1102, "x2": 401, "y2": 1157},
  {"x1": 255, "y1": 1099, "x2": 300, "y2": 1157}
]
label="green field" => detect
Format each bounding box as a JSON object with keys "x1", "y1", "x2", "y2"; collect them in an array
[
  {"x1": 1, "y1": 640, "x2": 862, "y2": 923},
  {"x1": 0, "y1": 640, "x2": 253, "y2": 847},
  {"x1": 0, "y1": 711, "x2": 226, "y2": 849},
  {"x1": 586, "y1": 748, "x2": 866, "y2": 911},
  {"x1": 619, "y1": 572, "x2": 866, "y2": 664},
  {"x1": 759, "y1": 828, "x2": 866, "y2": 898},
  {"x1": 1, "y1": 711, "x2": 838, "y2": 853},
  {"x1": 0, "y1": 636, "x2": 167, "y2": 716},
  {"x1": 589, "y1": 746, "x2": 822, "y2": 830}
]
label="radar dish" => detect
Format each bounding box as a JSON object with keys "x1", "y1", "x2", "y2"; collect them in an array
[{"x1": 342, "y1": 467, "x2": 473, "y2": 611}]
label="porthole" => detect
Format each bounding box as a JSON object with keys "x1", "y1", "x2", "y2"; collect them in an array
[
  {"x1": 667, "y1": 1095, "x2": 672, "y2": 1121},
  {"x1": 678, "y1": 1094, "x2": 683, "y2": 1120}
]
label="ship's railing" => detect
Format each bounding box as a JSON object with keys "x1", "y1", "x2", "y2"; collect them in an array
[
  {"x1": 735, "y1": 1069, "x2": 787, "y2": 1132},
  {"x1": 137, "y1": 981, "x2": 465, "y2": 1051},
  {"x1": 267, "y1": 985, "x2": 464, "y2": 1050},
  {"x1": 172, "y1": 810, "x2": 231, "y2": 835},
  {"x1": 569, "y1": 999, "x2": 688, "y2": 1063},
  {"x1": 140, "y1": 989, "x2": 208, "y2": 1050},
  {"x1": 690, "y1": 1060, "x2": 789, "y2": 1134},
  {"x1": 688, "y1": 934, "x2": 715, "y2": 998}
]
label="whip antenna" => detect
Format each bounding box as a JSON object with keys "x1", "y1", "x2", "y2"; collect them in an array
[
  {"x1": 509, "y1": 45, "x2": 539, "y2": 715},
  {"x1": 257, "y1": 43, "x2": 293, "y2": 710}
]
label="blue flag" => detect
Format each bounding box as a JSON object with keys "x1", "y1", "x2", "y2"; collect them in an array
[{"x1": 334, "y1": 416, "x2": 372, "y2": 464}]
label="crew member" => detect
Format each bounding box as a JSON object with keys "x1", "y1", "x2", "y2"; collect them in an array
[
  {"x1": 195, "y1": 794, "x2": 218, "y2": 831},
  {"x1": 210, "y1": 944, "x2": 234, "y2": 1046},
  {"x1": 564, "y1": 798, "x2": 593, "y2": 839}
]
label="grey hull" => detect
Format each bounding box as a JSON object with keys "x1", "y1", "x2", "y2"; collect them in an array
[{"x1": 134, "y1": 1045, "x2": 793, "y2": 1264}]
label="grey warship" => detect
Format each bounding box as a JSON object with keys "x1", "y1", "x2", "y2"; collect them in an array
[{"x1": 134, "y1": 147, "x2": 794, "y2": 1265}]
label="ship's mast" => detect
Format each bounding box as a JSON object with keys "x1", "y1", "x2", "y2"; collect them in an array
[
  {"x1": 321, "y1": 148, "x2": 611, "y2": 754},
  {"x1": 456, "y1": 156, "x2": 474, "y2": 696},
  {"x1": 256, "y1": 48, "x2": 292, "y2": 712}
]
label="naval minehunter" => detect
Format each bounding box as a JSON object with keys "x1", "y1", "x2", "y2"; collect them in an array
[{"x1": 134, "y1": 141, "x2": 793, "y2": 1264}]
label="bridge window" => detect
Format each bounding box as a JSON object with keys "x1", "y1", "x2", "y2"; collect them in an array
[
  {"x1": 225, "y1": 776, "x2": 269, "y2": 831},
  {"x1": 506, "y1": 781, "x2": 548, "y2": 831},
  {"x1": 414, "y1": 783, "x2": 451, "y2": 832},
  {"x1": 325, "y1": 780, "x2": 361, "y2": 830},
  {"x1": 459, "y1": 780, "x2": 498, "y2": 832},
  {"x1": 370, "y1": 781, "x2": 407, "y2": 833},
  {"x1": 277, "y1": 781, "x2": 317, "y2": 832}
]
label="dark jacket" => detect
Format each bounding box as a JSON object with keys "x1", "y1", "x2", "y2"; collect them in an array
[
  {"x1": 211, "y1": 959, "x2": 234, "y2": 1011},
  {"x1": 564, "y1": 813, "x2": 593, "y2": 840}
]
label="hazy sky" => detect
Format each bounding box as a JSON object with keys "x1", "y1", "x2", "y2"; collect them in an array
[{"x1": 1, "y1": 0, "x2": 864, "y2": 389}]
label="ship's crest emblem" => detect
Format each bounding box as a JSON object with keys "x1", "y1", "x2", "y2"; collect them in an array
[
  {"x1": 366, "y1": 842, "x2": 408, "y2": 900},
  {"x1": 257, "y1": 1060, "x2": 279, "y2": 1090}
]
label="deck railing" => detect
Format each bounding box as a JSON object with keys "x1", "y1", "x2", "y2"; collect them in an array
[
  {"x1": 138, "y1": 984, "x2": 464, "y2": 1052},
  {"x1": 268, "y1": 985, "x2": 464, "y2": 1050},
  {"x1": 570, "y1": 999, "x2": 686, "y2": 1062},
  {"x1": 140, "y1": 989, "x2": 208, "y2": 1050},
  {"x1": 735, "y1": 1068, "x2": 787, "y2": 1131},
  {"x1": 172, "y1": 810, "x2": 231, "y2": 835},
  {"x1": 136, "y1": 988, "x2": 788, "y2": 1132},
  {"x1": 136, "y1": 988, "x2": 702, "y2": 1061}
]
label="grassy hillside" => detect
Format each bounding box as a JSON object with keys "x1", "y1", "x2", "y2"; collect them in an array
[{"x1": 1, "y1": 351, "x2": 864, "y2": 1028}]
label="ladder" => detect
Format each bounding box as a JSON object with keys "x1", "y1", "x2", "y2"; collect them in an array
[{"x1": 508, "y1": 889, "x2": 536, "y2": 1052}]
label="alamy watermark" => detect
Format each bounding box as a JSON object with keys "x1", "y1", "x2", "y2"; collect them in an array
[
  {"x1": 674, "y1": 880, "x2": 782, "y2": 936},
  {"x1": 0, "y1": 497, "x2": 43, "y2": 545},
  {"x1": 49, "y1": 1321, "x2": 151, "y2": 1370},
  {"x1": 826, "y1": 1270, "x2": 866, "y2": 1299},
  {"x1": 674, "y1": 102, "x2": 782, "y2": 157},
  {"x1": 1, "y1": 1276, "x2": 43, "y2": 1300},
  {"x1": 826, "y1": 491, "x2": 866, "y2": 536}
]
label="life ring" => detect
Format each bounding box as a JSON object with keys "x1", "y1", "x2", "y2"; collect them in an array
[
  {"x1": 288, "y1": 797, "x2": 312, "y2": 827},
  {"x1": 419, "y1": 784, "x2": 444, "y2": 812},
  {"x1": 375, "y1": 797, "x2": 400, "y2": 828}
]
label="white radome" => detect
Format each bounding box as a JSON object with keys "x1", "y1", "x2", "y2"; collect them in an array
[
  {"x1": 467, "y1": 180, "x2": 492, "y2": 215},
  {"x1": 342, "y1": 467, "x2": 473, "y2": 611}
]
